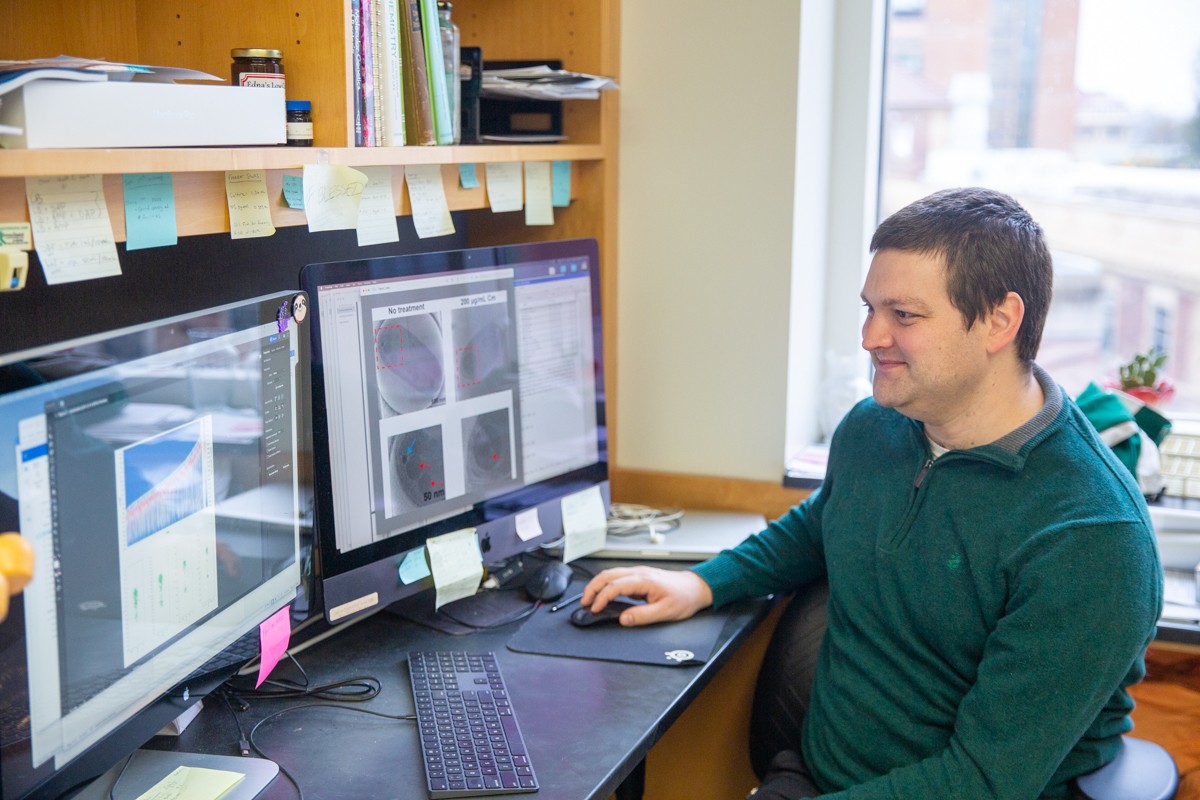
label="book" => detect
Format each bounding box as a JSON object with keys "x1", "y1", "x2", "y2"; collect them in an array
[
  {"x1": 350, "y1": 0, "x2": 364, "y2": 145},
  {"x1": 370, "y1": 0, "x2": 385, "y2": 144},
  {"x1": 401, "y1": 0, "x2": 435, "y2": 145},
  {"x1": 359, "y1": 0, "x2": 377, "y2": 145},
  {"x1": 418, "y1": 0, "x2": 453, "y2": 145},
  {"x1": 379, "y1": 0, "x2": 406, "y2": 146}
]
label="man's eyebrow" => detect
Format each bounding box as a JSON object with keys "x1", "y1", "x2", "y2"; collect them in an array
[{"x1": 860, "y1": 293, "x2": 933, "y2": 312}]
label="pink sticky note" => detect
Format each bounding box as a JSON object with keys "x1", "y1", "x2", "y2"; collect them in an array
[{"x1": 255, "y1": 605, "x2": 292, "y2": 688}]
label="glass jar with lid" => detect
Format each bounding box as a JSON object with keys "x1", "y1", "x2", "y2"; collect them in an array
[{"x1": 231, "y1": 48, "x2": 285, "y2": 89}]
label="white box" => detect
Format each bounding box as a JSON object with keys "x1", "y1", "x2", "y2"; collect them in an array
[{"x1": 0, "y1": 81, "x2": 286, "y2": 148}]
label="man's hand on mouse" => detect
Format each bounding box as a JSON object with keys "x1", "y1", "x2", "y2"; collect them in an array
[{"x1": 580, "y1": 566, "x2": 713, "y2": 626}]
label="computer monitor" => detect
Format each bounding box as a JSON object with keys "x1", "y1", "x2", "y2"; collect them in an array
[
  {"x1": 0, "y1": 290, "x2": 311, "y2": 799},
  {"x1": 300, "y1": 238, "x2": 608, "y2": 623}
]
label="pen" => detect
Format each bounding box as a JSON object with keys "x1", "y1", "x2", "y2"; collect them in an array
[{"x1": 550, "y1": 592, "x2": 584, "y2": 612}]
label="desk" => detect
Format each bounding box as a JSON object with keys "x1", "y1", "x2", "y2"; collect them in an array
[{"x1": 141, "y1": 572, "x2": 771, "y2": 800}]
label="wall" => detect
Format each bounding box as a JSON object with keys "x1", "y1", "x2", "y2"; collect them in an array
[{"x1": 616, "y1": 2, "x2": 804, "y2": 483}]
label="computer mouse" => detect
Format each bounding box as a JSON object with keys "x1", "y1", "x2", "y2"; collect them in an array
[
  {"x1": 525, "y1": 561, "x2": 573, "y2": 601},
  {"x1": 569, "y1": 600, "x2": 640, "y2": 628}
]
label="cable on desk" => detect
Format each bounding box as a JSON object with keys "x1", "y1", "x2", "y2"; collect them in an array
[
  {"x1": 606, "y1": 503, "x2": 685, "y2": 537},
  {"x1": 227, "y1": 652, "x2": 382, "y2": 703}
]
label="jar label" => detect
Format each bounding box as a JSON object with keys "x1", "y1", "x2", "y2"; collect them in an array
[
  {"x1": 238, "y1": 73, "x2": 286, "y2": 89},
  {"x1": 287, "y1": 122, "x2": 315, "y2": 139}
]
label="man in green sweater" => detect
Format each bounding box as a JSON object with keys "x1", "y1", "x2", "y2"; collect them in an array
[{"x1": 581, "y1": 187, "x2": 1163, "y2": 798}]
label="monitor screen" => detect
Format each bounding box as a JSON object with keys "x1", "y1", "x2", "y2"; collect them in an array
[
  {"x1": 301, "y1": 238, "x2": 608, "y2": 623},
  {"x1": 0, "y1": 291, "x2": 311, "y2": 799}
]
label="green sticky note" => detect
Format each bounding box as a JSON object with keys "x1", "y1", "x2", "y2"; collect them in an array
[
  {"x1": 551, "y1": 160, "x2": 571, "y2": 208},
  {"x1": 459, "y1": 163, "x2": 480, "y2": 189},
  {"x1": 123, "y1": 173, "x2": 178, "y2": 250},
  {"x1": 282, "y1": 174, "x2": 305, "y2": 209},
  {"x1": 399, "y1": 548, "x2": 432, "y2": 584}
]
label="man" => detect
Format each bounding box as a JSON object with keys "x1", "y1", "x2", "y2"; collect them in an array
[{"x1": 582, "y1": 188, "x2": 1162, "y2": 798}]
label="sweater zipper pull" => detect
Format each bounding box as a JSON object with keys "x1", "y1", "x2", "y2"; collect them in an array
[{"x1": 914, "y1": 458, "x2": 933, "y2": 488}]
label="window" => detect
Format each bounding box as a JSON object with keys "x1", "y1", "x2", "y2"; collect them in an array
[{"x1": 879, "y1": 0, "x2": 1200, "y2": 414}]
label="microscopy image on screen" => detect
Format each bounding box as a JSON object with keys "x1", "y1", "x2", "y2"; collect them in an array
[
  {"x1": 386, "y1": 425, "x2": 447, "y2": 515},
  {"x1": 373, "y1": 312, "x2": 446, "y2": 417},
  {"x1": 450, "y1": 303, "x2": 516, "y2": 402},
  {"x1": 461, "y1": 409, "x2": 515, "y2": 494}
]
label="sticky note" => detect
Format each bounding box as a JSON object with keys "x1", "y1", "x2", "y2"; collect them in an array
[
  {"x1": 356, "y1": 166, "x2": 400, "y2": 246},
  {"x1": 24, "y1": 174, "x2": 121, "y2": 285},
  {"x1": 303, "y1": 164, "x2": 368, "y2": 232},
  {"x1": 459, "y1": 163, "x2": 480, "y2": 189},
  {"x1": 123, "y1": 173, "x2": 178, "y2": 250},
  {"x1": 224, "y1": 170, "x2": 275, "y2": 239},
  {"x1": 515, "y1": 508, "x2": 543, "y2": 542},
  {"x1": 561, "y1": 486, "x2": 608, "y2": 563},
  {"x1": 523, "y1": 161, "x2": 554, "y2": 226},
  {"x1": 282, "y1": 175, "x2": 305, "y2": 209},
  {"x1": 404, "y1": 164, "x2": 455, "y2": 239},
  {"x1": 0, "y1": 222, "x2": 33, "y2": 252},
  {"x1": 484, "y1": 162, "x2": 523, "y2": 212},
  {"x1": 551, "y1": 160, "x2": 571, "y2": 207},
  {"x1": 399, "y1": 548, "x2": 431, "y2": 584},
  {"x1": 425, "y1": 528, "x2": 483, "y2": 609},
  {"x1": 134, "y1": 765, "x2": 244, "y2": 800},
  {"x1": 255, "y1": 605, "x2": 291, "y2": 689}
]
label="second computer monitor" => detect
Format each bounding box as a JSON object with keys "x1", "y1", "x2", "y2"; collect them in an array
[{"x1": 302, "y1": 239, "x2": 608, "y2": 623}]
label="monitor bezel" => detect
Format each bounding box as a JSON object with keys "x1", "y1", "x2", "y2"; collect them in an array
[{"x1": 300, "y1": 238, "x2": 608, "y2": 623}]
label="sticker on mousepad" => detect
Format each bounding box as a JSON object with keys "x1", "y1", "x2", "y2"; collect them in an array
[{"x1": 505, "y1": 602, "x2": 727, "y2": 667}]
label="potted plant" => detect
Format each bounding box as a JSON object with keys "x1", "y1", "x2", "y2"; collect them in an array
[{"x1": 1116, "y1": 347, "x2": 1174, "y2": 407}]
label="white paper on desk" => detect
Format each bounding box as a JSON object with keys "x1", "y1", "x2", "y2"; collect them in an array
[
  {"x1": 404, "y1": 164, "x2": 455, "y2": 238},
  {"x1": 303, "y1": 164, "x2": 367, "y2": 232},
  {"x1": 523, "y1": 161, "x2": 554, "y2": 226},
  {"x1": 25, "y1": 174, "x2": 121, "y2": 285},
  {"x1": 561, "y1": 486, "x2": 607, "y2": 563},
  {"x1": 515, "y1": 508, "x2": 543, "y2": 542},
  {"x1": 485, "y1": 162, "x2": 523, "y2": 213},
  {"x1": 426, "y1": 528, "x2": 484, "y2": 609},
  {"x1": 356, "y1": 166, "x2": 400, "y2": 246}
]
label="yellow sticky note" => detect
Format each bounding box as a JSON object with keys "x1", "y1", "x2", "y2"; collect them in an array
[
  {"x1": 425, "y1": 528, "x2": 483, "y2": 609},
  {"x1": 484, "y1": 162, "x2": 523, "y2": 213},
  {"x1": 523, "y1": 161, "x2": 554, "y2": 226},
  {"x1": 224, "y1": 170, "x2": 275, "y2": 239},
  {"x1": 356, "y1": 165, "x2": 400, "y2": 246},
  {"x1": 24, "y1": 174, "x2": 121, "y2": 285},
  {"x1": 404, "y1": 164, "x2": 455, "y2": 239},
  {"x1": 134, "y1": 765, "x2": 244, "y2": 800},
  {"x1": 303, "y1": 164, "x2": 368, "y2": 232}
]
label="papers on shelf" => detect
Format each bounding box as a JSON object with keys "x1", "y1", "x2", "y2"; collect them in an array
[
  {"x1": 480, "y1": 65, "x2": 619, "y2": 101},
  {"x1": 0, "y1": 55, "x2": 220, "y2": 97}
]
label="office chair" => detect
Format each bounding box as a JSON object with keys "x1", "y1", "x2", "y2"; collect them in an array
[{"x1": 748, "y1": 578, "x2": 1178, "y2": 800}]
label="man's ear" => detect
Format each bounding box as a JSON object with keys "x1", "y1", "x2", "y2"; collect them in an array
[{"x1": 985, "y1": 291, "x2": 1025, "y2": 355}]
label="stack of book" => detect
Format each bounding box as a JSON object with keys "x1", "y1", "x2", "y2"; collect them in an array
[{"x1": 351, "y1": 0, "x2": 453, "y2": 146}]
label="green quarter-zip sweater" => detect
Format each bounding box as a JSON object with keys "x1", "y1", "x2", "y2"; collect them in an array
[{"x1": 693, "y1": 367, "x2": 1162, "y2": 799}]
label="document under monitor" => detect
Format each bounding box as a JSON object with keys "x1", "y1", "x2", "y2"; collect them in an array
[
  {"x1": 301, "y1": 238, "x2": 609, "y2": 624},
  {"x1": 0, "y1": 291, "x2": 311, "y2": 799}
]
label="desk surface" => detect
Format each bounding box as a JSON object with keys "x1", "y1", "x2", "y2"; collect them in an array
[{"x1": 145, "y1": 577, "x2": 770, "y2": 800}]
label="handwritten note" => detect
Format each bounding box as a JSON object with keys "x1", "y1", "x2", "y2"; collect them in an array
[
  {"x1": 552, "y1": 160, "x2": 572, "y2": 207},
  {"x1": 123, "y1": 173, "x2": 178, "y2": 250},
  {"x1": 255, "y1": 605, "x2": 292, "y2": 689},
  {"x1": 303, "y1": 164, "x2": 368, "y2": 232},
  {"x1": 561, "y1": 486, "x2": 608, "y2": 563},
  {"x1": 24, "y1": 174, "x2": 121, "y2": 285},
  {"x1": 282, "y1": 174, "x2": 305, "y2": 209},
  {"x1": 134, "y1": 765, "x2": 244, "y2": 800},
  {"x1": 356, "y1": 166, "x2": 400, "y2": 246},
  {"x1": 524, "y1": 161, "x2": 554, "y2": 226},
  {"x1": 459, "y1": 163, "x2": 480, "y2": 189},
  {"x1": 485, "y1": 162, "x2": 523, "y2": 212},
  {"x1": 515, "y1": 508, "x2": 543, "y2": 542},
  {"x1": 224, "y1": 171, "x2": 275, "y2": 239},
  {"x1": 404, "y1": 164, "x2": 455, "y2": 238},
  {"x1": 425, "y1": 528, "x2": 483, "y2": 609}
]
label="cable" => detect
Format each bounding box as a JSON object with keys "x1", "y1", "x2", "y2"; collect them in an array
[{"x1": 606, "y1": 503, "x2": 685, "y2": 537}]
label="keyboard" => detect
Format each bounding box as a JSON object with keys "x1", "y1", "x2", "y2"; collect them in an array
[{"x1": 408, "y1": 651, "x2": 539, "y2": 798}]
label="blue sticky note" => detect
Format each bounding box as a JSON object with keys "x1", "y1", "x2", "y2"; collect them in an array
[
  {"x1": 551, "y1": 160, "x2": 571, "y2": 208},
  {"x1": 122, "y1": 173, "x2": 177, "y2": 250},
  {"x1": 459, "y1": 163, "x2": 480, "y2": 189},
  {"x1": 282, "y1": 174, "x2": 305, "y2": 209},
  {"x1": 399, "y1": 547, "x2": 432, "y2": 584}
]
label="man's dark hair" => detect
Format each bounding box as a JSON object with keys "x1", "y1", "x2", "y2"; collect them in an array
[{"x1": 870, "y1": 187, "x2": 1053, "y2": 365}]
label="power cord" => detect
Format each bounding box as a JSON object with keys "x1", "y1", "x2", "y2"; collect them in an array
[{"x1": 606, "y1": 503, "x2": 685, "y2": 540}]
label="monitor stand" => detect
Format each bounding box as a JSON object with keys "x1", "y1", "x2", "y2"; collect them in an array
[{"x1": 73, "y1": 749, "x2": 278, "y2": 799}]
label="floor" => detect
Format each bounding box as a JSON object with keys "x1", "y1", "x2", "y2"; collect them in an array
[{"x1": 1129, "y1": 646, "x2": 1200, "y2": 798}]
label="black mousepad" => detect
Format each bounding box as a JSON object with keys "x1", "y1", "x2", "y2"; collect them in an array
[{"x1": 505, "y1": 597, "x2": 727, "y2": 667}]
